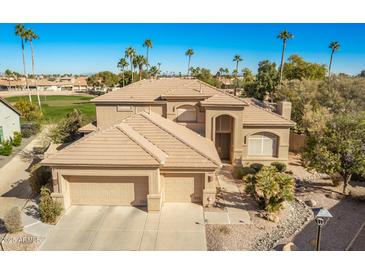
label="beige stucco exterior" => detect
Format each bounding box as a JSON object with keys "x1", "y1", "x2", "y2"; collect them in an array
[{"x1": 44, "y1": 78, "x2": 294, "y2": 212}]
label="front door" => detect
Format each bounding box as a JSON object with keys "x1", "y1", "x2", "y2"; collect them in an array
[
  {"x1": 215, "y1": 115, "x2": 234, "y2": 161},
  {"x1": 215, "y1": 133, "x2": 231, "y2": 160}
]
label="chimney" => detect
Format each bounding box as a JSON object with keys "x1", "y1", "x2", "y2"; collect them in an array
[{"x1": 276, "y1": 101, "x2": 292, "y2": 120}]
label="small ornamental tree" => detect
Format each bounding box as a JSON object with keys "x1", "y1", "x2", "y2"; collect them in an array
[
  {"x1": 245, "y1": 166, "x2": 294, "y2": 213},
  {"x1": 49, "y1": 109, "x2": 83, "y2": 143},
  {"x1": 303, "y1": 113, "x2": 365, "y2": 194}
]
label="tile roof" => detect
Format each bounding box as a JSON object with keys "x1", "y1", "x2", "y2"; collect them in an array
[
  {"x1": 42, "y1": 111, "x2": 221, "y2": 169},
  {"x1": 200, "y1": 92, "x2": 248, "y2": 107},
  {"x1": 242, "y1": 100, "x2": 295, "y2": 126},
  {"x1": 91, "y1": 78, "x2": 222, "y2": 103}
]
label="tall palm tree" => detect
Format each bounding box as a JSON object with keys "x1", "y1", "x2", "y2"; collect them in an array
[
  {"x1": 143, "y1": 39, "x2": 153, "y2": 74},
  {"x1": 218, "y1": 67, "x2": 225, "y2": 77},
  {"x1": 15, "y1": 23, "x2": 31, "y2": 103},
  {"x1": 117, "y1": 58, "x2": 129, "y2": 87},
  {"x1": 134, "y1": 55, "x2": 147, "y2": 80},
  {"x1": 125, "y1": 47, "x2": 136, "y2": 82},
  {"x1": 149, "y1": 66, "x2": 159, "y2": 78},
  {"x1": 224, "y1": 68, "x2": 229, "y2": 77},
  {"x1": 277, "y1": 30, "x2": 294, "y2": 84},
  {"x1": 157, "y1": 62, "x2": 161, "y2": 76},
  {"x1": 185, "y1": 49, "x2": 194, "y2": 76},
  {"x1": 25, "y1": 28, "x2": 41, "y2": 110},
  {"x1": 328, "y1": 41, "x2": 340, "y2": 78},
  {"x1": 233, "y1": 55, "x2": 243, "y2": 95}
]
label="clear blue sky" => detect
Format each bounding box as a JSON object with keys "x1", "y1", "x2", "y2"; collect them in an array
[{"x1": 0, "y1": 23, "x2": 364, "y2": 75}]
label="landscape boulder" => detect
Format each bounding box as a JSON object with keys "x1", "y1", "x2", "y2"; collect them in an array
[{"x1": 305, "y1": 199, "x2": 317, "y2": 207}]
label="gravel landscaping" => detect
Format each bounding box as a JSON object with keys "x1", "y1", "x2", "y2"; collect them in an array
[{"x1": 206, "y1": 153, "x2": 365, "y2": 251}]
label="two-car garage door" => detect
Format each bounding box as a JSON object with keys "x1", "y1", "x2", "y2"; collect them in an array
[
  {"x1": 64, "y1": 173, "x2": 204, "y2": 207},
  {"x1": 66, "y1": 176, "x2": 148, "y2": 206}
]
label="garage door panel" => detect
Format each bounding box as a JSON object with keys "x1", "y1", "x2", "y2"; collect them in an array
[
  {"x1": 163, "y1": 173, "x2": 203, "y2": 203},
  {"x1": 67, "y1": 176, "x2": 148, "y2": 206}
]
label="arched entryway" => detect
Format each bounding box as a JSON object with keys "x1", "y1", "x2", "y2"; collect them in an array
[{"x1": 215, "y1": 115, "x2": 234, "y2": 161}]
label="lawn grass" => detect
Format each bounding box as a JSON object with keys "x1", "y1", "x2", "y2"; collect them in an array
[{"x1": 7, "y1": 95, "x2": 96, "y2": 124}]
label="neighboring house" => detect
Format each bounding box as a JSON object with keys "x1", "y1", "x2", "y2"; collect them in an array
[
  {"x1": 42, "y1": 78, "x2": 294, "y2": 212},
  {"x1": 0, "y1": 97, "x2": 21, "y2": 142}
]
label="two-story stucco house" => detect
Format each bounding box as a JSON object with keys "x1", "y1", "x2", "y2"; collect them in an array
[
  {"x1": 0, "y1": 97, "x2": 21, "y2": 142},
  {"x1": 42, "y1": 78, "x2": 294, "y2": 212}
]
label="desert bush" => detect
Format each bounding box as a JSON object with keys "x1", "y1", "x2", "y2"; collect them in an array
[
  {"x1": 21, "y1": 122, "x2": 41, "y2": 138},
  {"x1": 39, "y1": 187, "x2": 62, "y2": 224},
  {"x1": 29, "y1": 164, "x2": 52, "y2": 195},
  {"x1": 245, "y1": 166, "x2": 294, "y2": 213},
  {"x1": 250, "y1": 163, "x2": 264, "y2": 173},
  {"x1": 0, "y1": 140, "x2": 13, "y2": 156},
  {"x1": 49, "y1": 109, "x2": 83, "y2": 143},
  {"x1": 271, "y1": 161, "x2": 287, "y2": 172},
  {"x1": 236, "y1": 166, "x2": 257, "y2": 179},
  {"x1": 12, "y1": 131, "x2": 22, "y2": 146},
  {"x1": 4, "y1": 207, "x2": 23, "y2": 233},
  {"x1": 14, "y1": 99, "x2": 42, "y2": 121}
]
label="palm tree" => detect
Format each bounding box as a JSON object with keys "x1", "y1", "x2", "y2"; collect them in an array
[
  {"x1": 157, "y1": 62, "x2": 162, "y2": 76},
  {"x1": 277, "y1": 30, "x2": 294, "y2": 84},
  {"x1": 125, "y1": 47, "x2": 136, "y2": 82},
  {"x1": 149, "y1": 66, "x2": 159, "y2": 78},
  {"x1": 185, "y1": 49, "x2": 194, "y2": 76},
  {"x1": 25, "y1": 28, "x2": 41, "y2": 110},
  {"x1": 233, "y1": 55, "x2": 243, "y2": 95},
  {"x1": 134, "y1": 55, "x2": 147, "y2": 80},
  {"x1": 117, "y1": 58, "x2": 129, "y2": 87},
  {"x1": 143, "y1": 39, "x2": 153, "y2": 75},
  {"x1": 224, "y1": 68, "x2": 229, "y2": 77},
  {"x1": 15, "y1": 24, "x2": 31, "y2": 103},
  {"x1": 328, "y1": 41, "x2": 340, "y2": 78},
  {"x1": 218, "y1": 67, "x2": 225, "y2": 77}
]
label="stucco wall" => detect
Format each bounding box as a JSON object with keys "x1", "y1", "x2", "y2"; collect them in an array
[
  {"x1": 96, "y1": 104, "x2": 165, "y2": 129},
  {"x1": 0, "y1": 102, "x2": 20, "y2": 141},
  {"x1": 241, "y1": 126, "x2": 290, "y2": 166},
  {"x1": 165, "y1": 100, "x2": 206, "y2": 135}
]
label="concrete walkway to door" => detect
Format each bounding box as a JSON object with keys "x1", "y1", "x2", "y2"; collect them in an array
[{"x1": 39, "y1": 203, "x2": 206, "y2": 251}]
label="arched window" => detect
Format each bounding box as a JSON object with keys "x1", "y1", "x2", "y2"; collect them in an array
[
  {"x1": 248, "y1": 133, "x2": 278, "y2": 157},
  {"x1": 176, "y1": 105, "x2": 197, "y2": 122}
]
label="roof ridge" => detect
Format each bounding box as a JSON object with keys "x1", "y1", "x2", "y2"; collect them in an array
[
  {"x1": 140, "y1": 111, "x2": 221, "y2": 166},
  {"x1": 116, "y1": 123, "x2": 167, "y2": 164},
  {"x1": 248, "y1": 100, "x2": 295, "y2": 124}
]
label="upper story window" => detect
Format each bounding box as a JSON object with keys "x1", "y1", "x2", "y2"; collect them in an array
[
  {"x1": 176, "y1": 105, "x2": 197, "y2": 122},
  {"x1": 248, "y1": 133, "x2": 278, "y2": 157}
]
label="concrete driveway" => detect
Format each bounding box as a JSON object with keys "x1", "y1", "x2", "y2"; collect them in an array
[{"x1": 39, "y1": 203, "x2": 206, "y2": 251}]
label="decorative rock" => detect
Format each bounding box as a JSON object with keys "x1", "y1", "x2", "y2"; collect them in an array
[
  {"x1": 305, "y1": 199, "x2": 317, "y2": 207},
  {"x1": 298, "y1": 186, "x2": 306, "y2": 192},
  {"x1": 282, "y1": 242, "x2": 299, "y2": 251},
  {"x1": 267, "y1": 214, "x2": 280, "y2": 223}
]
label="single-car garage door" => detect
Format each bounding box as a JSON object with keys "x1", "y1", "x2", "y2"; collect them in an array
[
  {"x1": 163, "y1": 173, "x2": 203, "y2": 203},
  {"x1": 66, "y1": 176, "x2": 148, "y2": 206}
]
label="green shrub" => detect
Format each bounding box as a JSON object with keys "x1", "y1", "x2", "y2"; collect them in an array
[
  {"x1": 250, "y1": 163, "x2": 264, "y2": 173},
  {"x1": 12, "y1": 131, "x2": 22, "y2": 146},
  {"x1": 244, "y1": 166, "x2": 294, "y2": 213},
  {"x1": 236, "y1": 166, "x2": 257, "y2": 179},
  {"x1": 39, "y1": 187, "x2": 62, "y2": 224},
  {"x1": 4, "y1": 207, "x2": 23, "y2": 233},
  {"x1": 29, "y1": 164, "x2": 52, "y2": 195},
  {"x1": 0, "y1": 140, "x2": 13, "y2": 156},
  {"x1": 271, "y1": 161, "x2": 287, "y2": 172}
]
